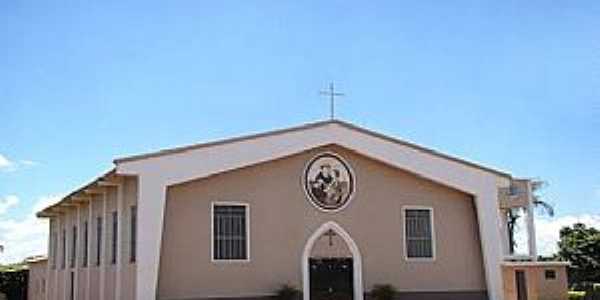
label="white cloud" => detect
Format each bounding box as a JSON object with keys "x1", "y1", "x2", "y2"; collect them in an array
[
  {"x1": 0, "y1": 154, "x2": 14, "y2": 171},
  {"x1": 19, "y1": 160, "x2": 39, "y2": 167},
  {"x1": 0, "y1": 154, "x2": 39, "y2": 172},
  {"x1": 0, "y1": 195, "x2": 61, "y2": 264},
  {"x1": 0, "y1": 195, "x2": 20, "y2": 215},
  {"x1": 536, "y1": 214, "x2": 600, "y2": 257}
]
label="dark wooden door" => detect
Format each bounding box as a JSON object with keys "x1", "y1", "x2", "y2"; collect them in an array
[
  {"x1": 516, "y1": 270, "x2": 528, "y2": 300},
  {"x1": 71, "y1": 271, "x2": 76, "y2": 300},
  {"x1": 309, "y1": 258, "x2": 353, "y2": 300}
]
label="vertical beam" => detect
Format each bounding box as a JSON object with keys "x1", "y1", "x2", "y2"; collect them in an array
[
  {"x1": 54, "y1": 216, "x2": 61, "y2": 300},
  {"x1": 63, "y1": 210, "x2": 69, "y2": 300},
  {"x1": 526, "y1": 182, "x2": 537, "y2": 260},
  {"x1": 136, "y1": 176, "x2": 166, "y2": 300},
  {"x1": 75, "y1": 205, "x2": 81, "y2": 300},
  {"x1": 86, "y1": 198, "x2": 93, "y2": 300},
  {"x1": 115, "y1": 184, "x2": 124, "y2": 300},
  {"x1": 475, "y1": 186, "x2": 505, "y2": 300},
  {"x1": 499, "y1": 210, "x2": 510, "y2": 257},
  {"x1": 46, "y1": 218, "x2": 53, "y2": 300},
  {"x1": 99, "y1": 192, "x2": 107, "y2": 300}
]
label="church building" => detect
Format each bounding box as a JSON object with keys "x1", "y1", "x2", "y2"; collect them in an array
[{"x1": 35, "y1": 120, "x2": 568, "y2": 300}]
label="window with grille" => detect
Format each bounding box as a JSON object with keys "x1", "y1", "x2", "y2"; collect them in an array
[
  {"x1": 61, "y1": 229, "x2": 66, "y2": 269},
  {"x1": 96, "y1": 217, "x2": 102, "y2": 266},
  {"x1": 71, "y1": 225, "x2": 77, "y2": 268},
  {"x1": 404, "y1": 208, "x2": 434, "y2": 259},
  {"x1": 130, "y1": 205, "x2": 137, "y2": 263},
  {"x1": 51, "y1": 231, "x2": 57, "y2": 269},
  {"x1": 83, "y1": 221, "x2": 88, "y2": 267},
  {"x1": 111, "y1": 211, "x2": 118, "y2": 264},
  {"x1": 545, "y1": 269, "x2": 556, "y2": 280},
  {"x1": 212, "y1": 204, "x2": 248, "y2": 261}
]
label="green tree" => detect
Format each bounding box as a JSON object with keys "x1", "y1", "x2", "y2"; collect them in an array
[{"x1": 557, "y1": 223, "x2": 600, "y2": 288}]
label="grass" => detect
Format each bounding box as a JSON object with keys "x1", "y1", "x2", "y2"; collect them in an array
[{"x1": 568, "y1": 291, "x2": 586, "y2": 300}]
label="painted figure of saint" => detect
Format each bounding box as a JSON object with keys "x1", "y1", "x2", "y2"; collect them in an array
[
  {"x1": 304, "y1": 153, "x2": 355, "y2": 210},
  {"x1": 310, "y1": 164, "x2": 348, "y2": 206}
]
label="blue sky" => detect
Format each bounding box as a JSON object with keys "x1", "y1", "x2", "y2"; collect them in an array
[{"x1": 1, "y1": 1, "x2": 599, "y2": 262}]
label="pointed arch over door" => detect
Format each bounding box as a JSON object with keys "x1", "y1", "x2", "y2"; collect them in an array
[{"x1": 301, "y1": 221, "x2": 364, "y2": 300}]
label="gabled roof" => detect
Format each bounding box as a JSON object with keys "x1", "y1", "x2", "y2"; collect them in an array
[
  {"x1": 39, "y1": 119, "x2": 512, "y2": 218},
  {"x1": 114, "y1": 119, "x2": 510, "y2": 178}
]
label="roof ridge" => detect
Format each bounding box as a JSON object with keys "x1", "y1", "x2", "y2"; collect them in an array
[
  {"x1": 114, "y1": 119, "x2": 340, "y2": 164},
  {"x1": 114, "y1": 119, "x2": 510, "y2": 178},
  {"x1": 39, "y1": 119, "x2": 513, "y2": 218}
]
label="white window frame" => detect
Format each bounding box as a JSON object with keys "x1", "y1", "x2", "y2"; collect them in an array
[
  {"x1": 210, "y1": 201, "x2": 250, "y2": 263},
  {"x1": 402, "y1": 205, "x2": 436, "y2": 262}
]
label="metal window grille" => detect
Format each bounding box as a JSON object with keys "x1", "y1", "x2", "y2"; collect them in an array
[
  {"x1": 52, "y1": 231, "x2": 57, "y2": 269},
  {"x1": 96, "y1": 217, "x2": 102, "y2": 266},
  {"x1": 213, "y1": 205, "x2": 247, "y2": 260},
  {"x1": 405, "y1": 209, "x2": 433, "y2": 258},
  {"x1": 61, "y1": 229, "x2": 66, "y2": 269},
  {"x1": 71, "y1": 226, "x2": 77, "y2": 268},
  {"x1": 83, "y1": 221, "x2": 88, "y2": 267},
  {"x1": 130, "y1": 205, "x2": 137, "y2": 263},
  {"x1": 112, "y1": 211, "x2": 118, "y2": 264},
  {"x1": 545, "y1": 270, "x2": 556, "y2": 280}
]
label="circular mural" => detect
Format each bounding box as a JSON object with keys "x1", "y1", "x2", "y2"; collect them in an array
[{"x1": 303, "y1": 152, "x2": 355, "y2": 211}]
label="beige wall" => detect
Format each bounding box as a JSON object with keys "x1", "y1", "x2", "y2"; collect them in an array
[
  {"x1": 503, "y1": 266, "x2": 538, "y2": 300},
  {"x1": 28, "y1": 260, "x2": 47, "y2": 300},
  {"x1": 44, "y1": 176, "x2": 138, "y2": 300},
  {"x1": 537, "y1": 266, "x2": 568, "y2": 300},
  {"x1": 502, "y1": 265, "x2": 568, "y2": 300},
  {"x1": 158, "y1": 145, "x2": 486, "y2": 300},
  {"x1": 311, "y1": 233, "x2": 352, "y2": 258}
]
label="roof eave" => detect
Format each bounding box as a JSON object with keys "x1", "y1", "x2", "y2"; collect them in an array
[
  {"x1": 36, "y1": 168, "x2": 119, "y2": 218},
  {"x1": 114, "y1": 119, "x2": 512, "y2": 179}
]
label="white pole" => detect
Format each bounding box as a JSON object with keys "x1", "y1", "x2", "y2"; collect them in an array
[
  {"x1": 99, "y1": 191, "x2": 107, "y2": 300},
  {"x1": 526, "y1": 181, "x2": 538, "y2": 260},
  {"x1": 115, "y1": 184, "x2": 124, "y2": 300}
]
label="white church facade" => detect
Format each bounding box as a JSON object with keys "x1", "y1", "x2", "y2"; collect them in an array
[{"x1": 35, "y1": 120, "x2": 568, "y2": 300}]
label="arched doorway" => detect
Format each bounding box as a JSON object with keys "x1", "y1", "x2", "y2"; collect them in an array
[{"x1": 302, "y1": 222, "x2": 363, "y2": 300}]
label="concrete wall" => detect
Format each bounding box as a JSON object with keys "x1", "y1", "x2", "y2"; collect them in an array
[
  {"x1": 158, "y1": 145, "x2": 486, "y2": 300},
  {"x1": 311, "y1": 233, "x2": 352, "y2": 258},
  {"x1": 502, "y1": 264, "x2": 568, "y2": 300},
  {"x1": 28, "y1": 260, "x2": 47, "y2": 300},
  {"x1": 44, "y1": 177, "x2": 137, "y2": 300}
]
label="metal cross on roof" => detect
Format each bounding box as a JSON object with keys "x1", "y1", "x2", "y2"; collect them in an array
[{"x1": 320, "y1": 82, "x2": 345, "y2": 120}]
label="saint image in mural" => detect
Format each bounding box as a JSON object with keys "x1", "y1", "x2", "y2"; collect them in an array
[{"x1": 303, "y1": 153, "x2": 355, "y2": 211}]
